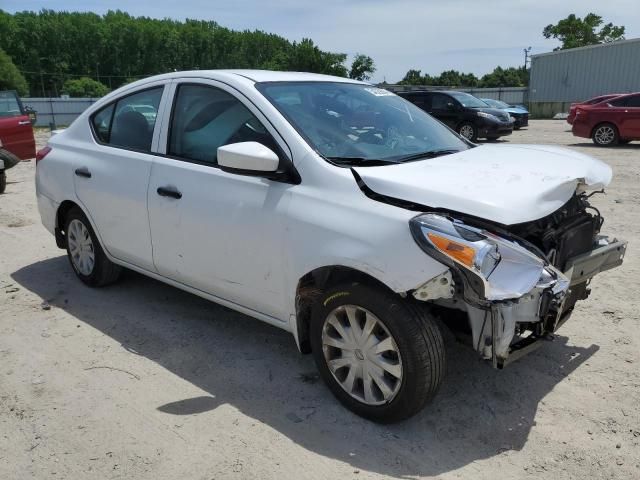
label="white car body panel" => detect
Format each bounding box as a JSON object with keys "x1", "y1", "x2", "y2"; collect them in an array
[
  {"x1": 355, "y1": 144, "x2": 612, "y2": 226},
  {"x1": 34, "y1": 69, "x2": 617, "y2": 347}
]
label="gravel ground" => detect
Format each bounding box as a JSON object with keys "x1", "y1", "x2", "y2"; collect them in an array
[{"x1": 1, "y1": 121, "x2": 639, "y2": 479}]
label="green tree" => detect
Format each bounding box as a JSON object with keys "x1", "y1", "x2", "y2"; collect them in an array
[
  {"x1": 349, "y1": 54, "x2": 375, "y2": 81},
  {"x1": 0, "y1": 10, "x2": 363, "y2": 96},
  {"x1": 62, "y1": 77, "x2": 110, "y2": 97},
  {"x1": 543, "y1": 13, "x2": 625, "y2": 50},
  {"x1": 0, "y1": 47, "x2": 29, "y2": 95},
  {"x1": 479, "y1": 66, "x2": 527, "y2": 87}
]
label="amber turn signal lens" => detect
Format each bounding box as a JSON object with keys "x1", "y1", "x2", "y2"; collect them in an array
[{"x1": 427, "y1": 233, "x2": 476, "y2": 267}]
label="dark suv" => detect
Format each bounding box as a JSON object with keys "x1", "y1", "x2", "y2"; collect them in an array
[{"x1": 397, "y1": 90, "x2": 513, "y2": 142}]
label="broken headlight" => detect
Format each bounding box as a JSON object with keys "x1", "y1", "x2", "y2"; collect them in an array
[{"x1": 409, "y1": 213, "x2": 568, "y2": 301}]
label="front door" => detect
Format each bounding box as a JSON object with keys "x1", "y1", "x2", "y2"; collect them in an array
[
  {"x1": 616, "y1": 94, "x2": 640, "y2": 138},
  {"x1": 147, "y1": 81, "x2": 293, "y2": 320},
  {"x1": 73, "y1": 84, "x2": 169, "y2": 271}
]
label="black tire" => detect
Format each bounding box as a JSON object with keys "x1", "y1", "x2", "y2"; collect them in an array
[
  {"x1": 310, "y1": 282, "x2": 445, "y2": 423},
  {"x1": 64, "y1": 207, "x2": 122, "y2": 287},
  {"x1": 592, "y1": 123, "x2": 619, "y2": 146},
  {"x1": 457, "y1": 122, "x2": 478, "y2": 142},
  {"x1": 0, "y1": 171, "x2": 6, "y2": 194},
  {"x1": 0, "y1": 148, "x2": 21, "y2": 170}
]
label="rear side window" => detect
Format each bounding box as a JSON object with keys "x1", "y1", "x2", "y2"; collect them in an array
[
  {"x1": 90, "y1": 87, "x2": 163, "y2": 152},
  {"x1": 431, "y1": 93, "x2": 452, "y2": 110},
  {"x1": 0, "y1": 91, "x2": 22, "y2": 118},
  {"x1": 168, "y1": 84, "x2": 279, "y2": 166}
]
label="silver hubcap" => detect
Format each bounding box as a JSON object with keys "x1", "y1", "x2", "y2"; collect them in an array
[
  {"x1": 322, "y1": 305, "x2": 403, "y2": 405},
  {"x1": 459, "y1": 125, "x2": 474, "y2": 139},
  {"x1": 67, "y1": 219, "x2": 95, "y2": 276},
  {"x1": 595, "y1": 126, "x2": 615, "y2": 144}
]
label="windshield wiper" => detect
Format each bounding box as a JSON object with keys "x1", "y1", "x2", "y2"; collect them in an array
[
  {"x1": 325, "y1": 156, "x2": 399, "y2": 166},
  {"x1": 395, "y1": 149, "x2": 461, "y2": 163}
]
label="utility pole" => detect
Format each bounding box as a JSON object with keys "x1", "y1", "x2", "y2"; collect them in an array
[{"x1": 523, "y1": 46, "x2": 532, "y2": 70}]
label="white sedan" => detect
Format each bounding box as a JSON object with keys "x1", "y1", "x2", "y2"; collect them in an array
[{"x1": 36, "y1": 70, "x2": 626, "y2": 422}]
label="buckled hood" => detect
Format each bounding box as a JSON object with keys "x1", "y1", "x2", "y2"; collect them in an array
[{"x1": 354, "y1": 144, "x2": 612, "y2": 225}]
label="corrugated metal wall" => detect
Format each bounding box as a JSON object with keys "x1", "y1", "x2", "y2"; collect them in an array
[
  {"x1": 22, "y1": 98, "x2": 99, "y2": 127},
  {"x1": 529, "y1": 38, "x2": 640, "y2": 102}
]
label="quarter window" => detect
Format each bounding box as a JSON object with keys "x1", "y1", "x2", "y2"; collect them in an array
[
  {"x1": 90, "y1": 87, "x2": 163, "y2": 152},
  {"x1": 168, "y1": 84, "x2": 279, "y2": 165}
]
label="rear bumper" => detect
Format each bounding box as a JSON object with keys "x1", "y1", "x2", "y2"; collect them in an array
[{"x1": 36, "y1": 191, "x2": 58, "y2": 236}]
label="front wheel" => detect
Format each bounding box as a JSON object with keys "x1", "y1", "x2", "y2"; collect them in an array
[
  {"x1": 592, "y1": 123, "x2": 619, "y2": 146},
  {"x1": 310, "y1": 283, "x2": 445, "y2": 423},
  {"x1": 457, "y1": 122, "x2": 478, "y2": 142}
]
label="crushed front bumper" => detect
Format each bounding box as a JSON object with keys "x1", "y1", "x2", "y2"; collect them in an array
[{"x1": 478, "y1": 237, "x2": 627, "y2": 368}]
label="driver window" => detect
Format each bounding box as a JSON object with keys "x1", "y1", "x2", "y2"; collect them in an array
[{"x1": 169, "y1": 84, "x2": 279, "y2": 165}]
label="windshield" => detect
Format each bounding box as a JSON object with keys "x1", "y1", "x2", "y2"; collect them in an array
[
  {"x1": 482, "y1": 98, "x2": 509, "y2": 109},
  {"x1": 257, "y1": 82, "x2": 468, "y2": 164},
  {"x1": 448, "y1": 92, "x2": 489, "y2": 109}
]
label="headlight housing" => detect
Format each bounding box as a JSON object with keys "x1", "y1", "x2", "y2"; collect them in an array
[
  {"x1": 476, "y1": 111, "x2": 500, "y2": 122},
  {"x1": 410, "y1": 214, "x2": 568, "y2": 301}
]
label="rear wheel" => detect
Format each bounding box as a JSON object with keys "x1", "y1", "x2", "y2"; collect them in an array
[
  {"x1": 592, "y1": 123, "x2": 619, "y2": 146},
  {"x1": 310, "y1": 283, "x2": 445, "y2": 423},
  {"x1": 457, "y1": 122, "x2": 478, "y2": 142},
  {"x1": 0, "y1": 171, "x2": 6, "y2": 194},
  {"x1": 64, "y1": 207, "x2": 122, "y2": 287}
]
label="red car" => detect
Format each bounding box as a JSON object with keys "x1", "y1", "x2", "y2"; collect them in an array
[
  {"x1": 567, "y1": 94, "x2": 623, "y2": 125},
  {"x1": 572, "y1": 92, "x2": 640, "y2": 146},
  {"x1": 0, "y1": 90, "x2": 36, "y2": 193}
]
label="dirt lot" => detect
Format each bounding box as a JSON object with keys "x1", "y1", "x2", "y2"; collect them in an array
[{"x1": 1, "y1": 121, "x2": 639, "y2": 479}]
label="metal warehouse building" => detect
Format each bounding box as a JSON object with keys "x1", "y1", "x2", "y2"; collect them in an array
[{"x1": 529, "y1": 38, "x2": 640, "y2": 117}]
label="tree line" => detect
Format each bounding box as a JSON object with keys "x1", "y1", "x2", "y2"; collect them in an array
[
  {"x1": 395, "y1": 66, "x2": 529, "y2": 88},
  {"x1": 0, "y1": 9, "x2": 375, "y2": 96},
  {"x1": 0, "y1": 10, "x2": 624, "y2": 97}
]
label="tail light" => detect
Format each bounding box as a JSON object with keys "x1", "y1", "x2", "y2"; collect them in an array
[{"x1": 35, "y1": 146, "x2": 52, "y2": 164}]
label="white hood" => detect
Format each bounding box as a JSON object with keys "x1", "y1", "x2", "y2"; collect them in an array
[{"x1": 354, "y1": 144, "x2": 612, "y2": 225}]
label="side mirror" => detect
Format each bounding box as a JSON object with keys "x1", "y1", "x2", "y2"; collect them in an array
[
  {"x1": 218, "y1": 141, "x2": 279, "y2": 173},
  {"x1": 24, "y1": 105, "x2": 38, "y2": 125}
]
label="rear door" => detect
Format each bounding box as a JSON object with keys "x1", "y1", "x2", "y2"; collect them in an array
[
  {"x1": 0, "y1": 90, "x2": 36, "y2": 160},
  {"x1": 73, "y1": 82, "x2": 171, "y2": 271},
  {"x1": 429, "y1": 93, "x2": 459, "y2": 128}
]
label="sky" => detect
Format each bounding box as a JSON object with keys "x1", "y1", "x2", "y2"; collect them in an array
[{"x1": 3, "y1": 0, "x2": 639, "y2": 83}]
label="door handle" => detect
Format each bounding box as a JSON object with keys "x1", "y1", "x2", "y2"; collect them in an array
[
  {"x1": 74, "y1": 167, "x2": 92, "y2": 178},
  {"x1": 18, "y1": 120, "x2": 31, "y2": 125},
  {"x1": 157, "y1": 186, "x2": 182, "y2": 199}
]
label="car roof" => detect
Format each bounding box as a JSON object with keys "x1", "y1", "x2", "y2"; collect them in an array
[{"x1": 128, "y1": 69, "x2": 365, "y2": 85}]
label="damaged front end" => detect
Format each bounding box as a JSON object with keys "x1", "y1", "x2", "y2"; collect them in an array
[{"x1": 409, "y1": 195, "x2": 626, "y2": 368}]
